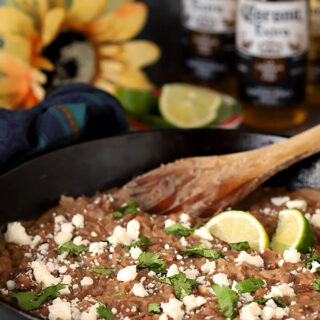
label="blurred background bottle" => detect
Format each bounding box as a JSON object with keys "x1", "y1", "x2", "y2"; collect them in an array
[
  {"x1": 180, "y1": 0, "x2": 237, "y2": 95},
  {"x1": 307, "y1": 0, "x2": 320, "y2": 107},
  {"x1": 236, "y1": 0, "x2": 308, "y2": 131}
]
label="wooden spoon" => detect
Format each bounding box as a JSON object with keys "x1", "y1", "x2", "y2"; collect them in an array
[{"x1": 115, "y1": 125, "x2": 320, "y2": 217}]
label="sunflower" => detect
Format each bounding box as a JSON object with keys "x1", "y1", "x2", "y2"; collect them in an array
[{"x1": 0, "y1": 0, "x2": 160, "y2": 109}]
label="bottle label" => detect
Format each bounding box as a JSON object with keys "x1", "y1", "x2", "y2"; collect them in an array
[
  {"x1": 309, "y1": 0, "x2": 320, "y2": 83},
  {"x1": 237, "y1": 0, "x2": 308, "y2": 107},
  {"x1": 182, "y1": 0, "x2": 237, "y2": 81}
]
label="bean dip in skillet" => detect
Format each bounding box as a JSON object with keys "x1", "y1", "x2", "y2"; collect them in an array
[{"x1": 1, "y1": 187, "x2": 320, "y2": 320}]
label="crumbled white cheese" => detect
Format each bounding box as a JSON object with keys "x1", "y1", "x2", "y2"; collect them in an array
[
  {"x1": 79, "y1": 303, "x2": 99, "y2": 320},
  {"x1": 108, "y1": 219, "x2": 140, "y2": 246},
  {"x1": 73, "y1": 236, "x2": 83, "y2": 246},
  {"x1": 182, "y1": 295, "x2": 206, "y2": 312},
  {"x1": 4, "y1": 222, "x2": 32, "y2": 245},
  {"x1": 72, "y1": 214, "x2": 84, "y2": 228},
  {"x1": 184, "y1": 268, "x2": 200, "y2": 280},
  {"x1": 132, "y1": 283, "x2": 148, "y2": 297},
  {"x1": 159, "y1": 314, "x2": 168, "y2": 320},
  {"x1": 30, "y1": 235, "x2": 41, "y2": 248},
  {"x1": 31, "y1": 261, "x2": 60, "y2": 288},
  {"x1": 161, "y1": 298, "x2": 184, "y2": 320},
  {"x1": 59, "y1": 266, "x2": 67, "y2": 274},
  {"x1": 261, "y1": 299, "x2": 289, "y2": 320},
  {"x1": 240, "y1": 302, "x2": 261, "y2": 320},
  {"x1": 48, "y1": 298, "x2": 71, "y2": 320},
  {"x1": 80, "y1": 277, "x2": 93, "y2": 286},
  {"x1": 235, "y1": 251, "x2": 264, "y2": 267},
  {"x1": 89, "y1": 242, "x2": 108, "y2": 255},
  {"x1": 310, "y1": 212, "x2": 320, "y2": 228},
  {"x1": 117, "y1": 265, "x2": 137, "y2": 282},
  {"x1": 130, "y1": 247, "x2": 142, "y2": 260},
  {"x1": 167, "y1": 264, "x2": 180, "y2": 277},
  {"x1": 212, "y1": 273, "x2": 230, "y2": 287},
  {"x1": 194, "y1": 226, "x2": 214, "y2": 241},
  {"x1": 310, "y1": 261, "x2": 320, "y2": 273},
  {"x1": 54, "y1": 222, "x2": 74, "y2": 246},
  {"x1": 180, "y1": 213, "x2": 191, "y2": 227},
  {"x1": 164, "y1": 219, "x2": 176, "y2": 228},
  {"x1": 60, "y1": 275, "x2": 72, "y2": 295},
  {"x1": 283, "y1": 247, "x2": 301, "y2": 263},
  {"x1": 180, "y1": 237, "x2": 189, "y2": 247},
  {"x1": 201, "y1": 261, "x2": 216, "y2": 275},
  {"x1": 270, "y1": 196, "x2": 290, "y2": 206},
  {"x1": 6, "y1": 280, "x2": 15, "y2": 291},
  {"x1": 265, "y1": 283, "x2": 295, "y2": 298},
  {"x1": 286, "y1": 199, "x2": 307, "y2": 211}
]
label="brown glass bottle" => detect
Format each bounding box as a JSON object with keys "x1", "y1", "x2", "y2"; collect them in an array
[
  {"x1": 236, "y1": 0, "x2": 308, "y2": 131},
  {"x1": 180, "y1": 0, "x2": 237, "y2": 95},
  {"x1": 307, "y1": 0, "x2": 320, "y2": 107}
]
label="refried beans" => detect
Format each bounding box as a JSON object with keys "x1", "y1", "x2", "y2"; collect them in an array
[{"x1": 1, "y1": 186, "x2": 320, "y2": 320}]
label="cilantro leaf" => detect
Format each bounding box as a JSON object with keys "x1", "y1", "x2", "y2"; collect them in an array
[
  {"x1": 235, "y1": 278, "x2": 264, "y2": 293},
  {"x1": 109, "y1": 202, "x2": 138, "y2": 219},
  {"x1": 251, "y1": 297, "x2": 288, "y2": 308},
  {"x1": 164, "y1": 223, "x2": 199, "y2": 237},
  {"x1": 11, "y1": 284, "x2": 66, "y2": 311},
  {"x1": 110, "y1": 211, "x2": 123, "y2": 219},
  {"x1": 148, "y1": 302, "x2": 162, "y2": 314},
  {"x1": 111, "y1": 291, "x2": 124, "y2": 297},
  {"x1": 313, "y1": 277, "x2": 320, "y2": 291},
  {"x1": 58, "y1": 242, "x2": 88, "y2": 256},
  {"x1": 230, "y1": 241, "x2": 250, "y2": 251},
  {"x1": 153, "y1": 274, "x2": 199, "y2": 299},
  {"x1": 180, "y1": 243, "x2": 222, "y2": 259},
  {"x1": 212, "y1": 284, "x2": 239, "y2": 319},
  {"x1": 90, "y1": 268, "x2": 116, "y2": 275},
  {"x1": 96, "y1": 302, "x2": 113, "y2": 320},
  {"x1": 306, "y1": 250, "x2": 320, "y2": 270},
  {"x1": 122, "y1": 236, "x2": 153, "y2": 250},
  {"x1": 137, "y1": 252, "x2": 166, "y2": 274}
]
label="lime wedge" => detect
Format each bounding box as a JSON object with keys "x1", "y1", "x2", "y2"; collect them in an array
[
  {"x1": 159, "y1": 83, "x2": 222, "y2": 128},
  {"x1": 205, "y1": 210, "x2": 269, "y2": 251},
  {"x1": 271, "y1": 209, "x2": 315, "y2": 254}
]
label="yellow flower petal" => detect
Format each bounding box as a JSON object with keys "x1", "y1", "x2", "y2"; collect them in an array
[
  {"x1": 42, "y1": 7, "x2": 65, "y2": 47},
  {"x1": 66, "y1": 0, "x2": 108, "y2": 24},
  {"x1": 89, "y1": 2, "x2": 147, "y2": 42},
  {"x1": 98, "y1": 59, "x2": 124, "y2": 82},
  {"x1": 0, "y1": 34, "x2": 31, "y2": 64},
  {"x1": 106, "y1": 0, "x2": 133, "y2": 13},
  {"x1": 34, "y1": 56, "x2": 55, "y2": 71},
  {"x1": 99, "y1": 40, "x2": 161, "y2": 68},
  {"x1": 14, "y1": 0, "x2": 48, "y2": 25},
  {"x1": 94, "y1": 79, "x2": 116, "y2": 93},
  {"x1": 116, "y1": 66, "x2": 154, "y2": 90}
]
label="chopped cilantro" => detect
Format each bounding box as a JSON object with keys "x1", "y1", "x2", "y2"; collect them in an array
[
  {"x1": 11, "y1": 284, "x2": 66, "y2": 311},
  {"x1": 153, "y1": 273, "x2": 199, "y2": 299},
  {"x1": 235, "y1": 278, "x2": 264, "y2": 293},
  {"x1": 212, "y1": 284, "x2": 239, "y2": 319},
  {"x1": 58, "y1": 242, "x2": 88, "y2": 256},
  {"x1": 96, "y1": 302, "x2": 113, "y2": 320},
  {"x1": 137, "y1": 252, "x2": 166, "y2": 274},
  {"x1": 229, "y1": 241, "x2": 250, "y2": 251},
  {"x1": 109, "y1": 202, "x2": 138, "y2": 219},
  {"x1": 122, "y1": 236, "x2": 153, "y2": 250},
  {"x1": 164, "y1": 223, "x2": 199, "y2": 237},
  {"x1": 180, "y1": 243, "x2": 222, "y2": 259},
  {"x1": 313, "y1": 277, "x2": 320, "y2": 291},
  {"x1": 111, "y1": 291, "x2": 124, "y2": 297},
  {"x1": 306, "y1": 250, "x2": 320, "y2": 270},
  {"x1": 148, "y1": 302, "x2": 162, "y2": 314},
  {"x1": 90, "y1": 268, "x2": 116, "y2": 275},
  {"x1": 251, "y1": 297, "x2": 288, "y2": 308}
]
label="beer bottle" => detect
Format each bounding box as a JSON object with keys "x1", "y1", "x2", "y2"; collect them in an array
[
  {"x1": 307, "y1": 0, "x2": 320, "y2": 106},
  {"x1": 181, "y1": 0, "x2": 237, "y2": 94},
  {"x1": 236, "y1": 0, "x2": 308, "y2": 131}
]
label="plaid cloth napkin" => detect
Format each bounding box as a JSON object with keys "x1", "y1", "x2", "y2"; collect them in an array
[{"x1": 0, "y1": 83, "x2": 128, "y2": 173}]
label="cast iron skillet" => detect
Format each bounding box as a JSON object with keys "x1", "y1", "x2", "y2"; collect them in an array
[{"x1": 0, "y1": 129, "x2": 320, "y2": 320}]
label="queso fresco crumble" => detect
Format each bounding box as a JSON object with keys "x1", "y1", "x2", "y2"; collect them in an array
[{"x1": 1, "y1": 187, "x2": 320, "y2": 320}]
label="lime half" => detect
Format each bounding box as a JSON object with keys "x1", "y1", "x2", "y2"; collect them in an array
[
  {"x1": 159, "y1": 83, "x2": 222, "y2": 128},
  {"x1": 271, "y1": 209, "x2": 315, "y2": 254},
  {"x1": 205, "y1": 210, "x2": 269, "y2": 252}
]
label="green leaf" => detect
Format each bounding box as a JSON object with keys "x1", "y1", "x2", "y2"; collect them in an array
[
  {"x1": 96, "y1": 302, "x2": 113, "y2": 320},
  {"x1": 235, "y1": 278, "x2": 264, "y2": 293},
  {"x1": 110, "y1": 202, "x2": 138, "y2": 218},
  {"x1": 110, "y1": 211, "x2": 123, "y2": 219},
  {"x1": 313, "y1": 277, "x2": 320, "y2": 291},
  {"x1": 251, "y1": 297, "x2": 288, "y2": 308},
  {"x1": 212, "y1": 284, "x2": 239, "y2": 319},
  {"x1": 123, "y1": 236, "x2": 153, "y2": 250},
  {"x1": 306, "y1": 250, "x2": 320, "y2": 270},
  {"x1": 229, "y1": 241, "x2": 250, "y2": 251},
  {"x1": 137, "y1": 252, "x2": 166, "y2": 274},
  {"x1": 164, "y1": 223, "x2": 199, "y2": 237},
  {"x1": 111, "y1": 291, "x2": 124, "y2": 297},
  {"x1": 11, "y1": 284, "x2": 66, "y2": 311},
  {"x1": 180, "y1": 243, "x2": 222, "y2": 259},
  {"x1": 58, "y1": 242, "x2": 89, "y2": 256},
  {"x1": 90, "y1": 268, "x2": 116, "y2": 275},
  {"x1": 153, "y1": 274, "x2": 199, "y2": 299},
  {"x1": 148, "y1": 302, "x2": 162, "y2": 314}
]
